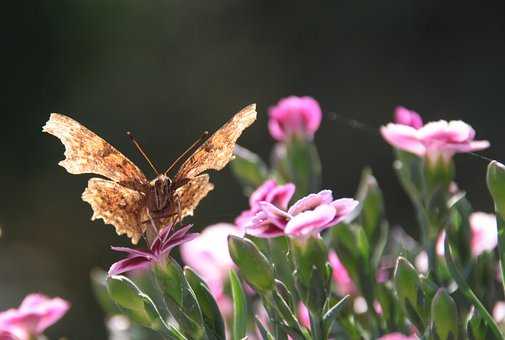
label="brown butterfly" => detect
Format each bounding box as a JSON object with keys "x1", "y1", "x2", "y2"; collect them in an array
[{"x1": 43, "y1": 104, "x2": 257, "y2": 244}]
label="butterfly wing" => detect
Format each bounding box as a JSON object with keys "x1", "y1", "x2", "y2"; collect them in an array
[
  {"x1": 43, "y1": 113, "x2": 147, "y2": 189},
  {"x1": 161, "y1": 174, "x2": 214, "y2": 226},
  {"x1": 82, "y1": 178, "x2": 148, "y2": 244},
  {"x1": 175, "y1": 104, "x2": 257, "y2": 180}
]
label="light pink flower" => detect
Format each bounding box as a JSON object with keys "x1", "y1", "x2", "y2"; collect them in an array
[
  {"x1": 328, "y1": 250, "x2": 356, "y2": 295},
  {"x1": 470, "y1": 212, "x2": 498, "y2": 257},
  {"x1": 493, "y1": 302, "x2": 505, "y2": 323},
  {"x1": 0, "y1": 294, "x2": 70, "y2": 340},
  {"x1": 248, "y1": 190, "x2": 358, "y2": 238},
  {"x1": 394, "y1": 106, "x2": 423, "y2": 129},
  {"x1": 436, "y1": 231, "x2": 446, "y2": 257},
  {"x1": 381, "y1": 113, "x2": 489, "y2": 160},
  {"x1": 235, "y1": 180, "x2": 295, "y2": 236},
  {"x1": 268, "y1": 96, "x2": 322, "y2": 141},
  {"x1": 109, "y1": 224, "x2": 198, "y2": 276},
  {"x1": 297, "y1": 302, "x2": 310, "y2": 329},
  {"x1": 180, "y1": 223, "x2": 241, "y2": 317},
  {"x1": 378, "y1": 332, "x2": 418, "y2": 340}
]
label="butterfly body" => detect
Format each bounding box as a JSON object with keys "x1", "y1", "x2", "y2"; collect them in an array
[{"x1": 43, "y1": 104, "x2": 257, "y2": 244}]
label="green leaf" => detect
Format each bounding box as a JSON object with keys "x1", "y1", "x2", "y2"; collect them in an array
[
  {"x1": 255, "y1": 316, "x2": 274, "y2": 340},
  {"x1": 466, "y1": 307, "x2": 494, "y2": 340},
  {"x1": 443, "y1": 233, "x2": 504, "y2": 339},
  {"x1": 107, "y1": 275, "x2": 186, "y2": 339},
  {"x1": 153, "y1": 259, "x2": 204, "y2": 339},
  {"x1": 430, "y1": 288, "x2": 458, "y2": 340},
  {"x1": 393, "y1": 257, "x2": 427, "y2": 331},
  {"x1": 230, "y1": 270, "x2": 248, "y2": 340},
  {"x1": 231, "y1": 145, "x2": 269, "y2": 194},
  {"x1": 322, "y1": 295, "x2": 350, "y2": 333},
  {"x1": 184, "y1": 267, "x2": 226, "y2": 340},
  {"x1": 356, "y1": 168, "x2": 386, "y2": 245},
  {"x1": 487, "y1": 161, "x2": 505, "y2": 295},
  {"x1": 228, "y1": 235, "x2": 275, "y2": 293}
]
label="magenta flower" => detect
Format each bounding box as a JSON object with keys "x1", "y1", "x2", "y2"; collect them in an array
[
  {"x1": 248, "y1": 189, "x2": 358, "y2": 238},
  {"x1": 236, "y1": 180, "x2": 296, "y2": 237},
  {"x1": 268, "y1": 96, "x2": 322, "y2": 141},
  {"x1": 109, "y1": 224, "x2": 198, "y2": 276},
  {"x1": 378, "y1": 333, "x2": 418, "y2": 340},
  {"x1": 328, "y1": 250, "x2": 356, "y2": 295},
  {"x1": 469, "y1": 212, "x2": 498, "y2": 257},
  {"x1": 297, "y1": 302, "x2": 310, "y2": 329},
  {"x1": 381, "y1": 109, "x2": 489, "y2": 160},
  {"x1": 0, "y1": 294, "x2": 70, "y2": 340},
  {"x1": 394, "y1": 106, "x2": 423, "y2": 129},
  {"x1": 180, "y1": 223, "x2": 241, "y2": 317}
]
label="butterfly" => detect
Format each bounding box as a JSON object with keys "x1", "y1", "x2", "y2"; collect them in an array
[{"x1": 43, "y1": 104, "x2": 257, "y2": 244}]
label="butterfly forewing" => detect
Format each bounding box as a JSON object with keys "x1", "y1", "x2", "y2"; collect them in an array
[
  {"x1": 175, "y1": 104, "x2": 257, "y2": 180},
  {"x1": 43, "y1": 113, "x2": 148, "y2": 189}
]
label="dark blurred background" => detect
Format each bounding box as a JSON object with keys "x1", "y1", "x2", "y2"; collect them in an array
[{"x1": 2, "y1": 1, "x2": 504, "y2": 338}]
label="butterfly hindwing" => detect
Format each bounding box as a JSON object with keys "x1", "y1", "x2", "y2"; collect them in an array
[
  {"x1": 82, "y1": 178, "x2": 148, "y2": 244},
  {"x1": 162, "y1": 174, "x2": 214, "y2": 226}
]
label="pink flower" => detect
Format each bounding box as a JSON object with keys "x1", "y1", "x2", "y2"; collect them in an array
[
  {"x1": 378, "y1": 332, "x2": 418, "y2": 340},
  {"x1": 328, "y1": 250, "x2": 356, "y2": 295},
  {"x1": 297, "y1": 302, "x2": 310, "y2": 329},
  {"x1": 436, "y1": 231, "x2": 446, "y2": 257},
  {"x1": 109, "y1": 224, "x2": 198, "y2": 276},
  {"x1": 248, "y1": 190, "x2": 358, "y2": 238},
  {"x1": 235, "y1": 180, "x2": 295, "y2": 235},
  {"x1": 394, "y1": 106, "x2": 423, "y2": 129},
  {"x1": 268, "y1": 96, "x2": 322, "y2": 141},
  {"x1": 180, "y1": 223, "x2": 241, "y2": 317},
  {"x1": 493, "y1": 302, "x2": 505, "y2": 323},
  {"x1": 0, "y1": 294, "x2": 70, "y2": 340},
  {"x1": 470, "y1": 212, "x2": 497, "y2": 257},
  {"x1": 381, "y1": 111, "x2": 489, "y2": 160}
]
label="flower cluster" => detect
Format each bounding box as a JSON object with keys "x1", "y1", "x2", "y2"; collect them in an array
[
  {"x1": 381, "y1": 106, "x2": 489, "y2": 161},
  {"x1": 245, "y1": 186, "x2": 358, "y2": 238},
  {"x1": 16, "y1": 95, "x2": 503, "y2": 340}
]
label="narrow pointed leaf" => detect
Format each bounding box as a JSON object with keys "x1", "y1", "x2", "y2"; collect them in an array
[{"x1": 230, "y1": 270, "x2": 248, "y2": 340}]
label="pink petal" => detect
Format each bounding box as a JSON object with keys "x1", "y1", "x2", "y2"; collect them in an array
[
  {"x1": 258, "y1": 202, "x2": 290, "y2": 229},
  {"x1": 32, "y1": 298, "x2": 70, "y2": 334},
  {"x1": 470, "y1": 212, "x2": 497, "y2": 257},
  {"x1": 108, "y1": 255, "x2": 152, "y2": 276},
  {"x1": 268, "y1": 117, "x2": 286, "y2": 141},
  {"x1": 328, "y1": 251, "x2": 356, "y2": 295},
  {"x1": 285, "y1": 204, "x2": 336, "y2": 237},
  {"x1": 111, "y1": 247, "x2": 152, "y2": 258},
  {"x1": 288, "y1": 190, "x2": 334, "y2": 216},
  {"x1": 394, "y1": 106, "x2": 423, "y2": 129},
  {"x1": 159, "y1": 232, "x2": 199, "y2": 256},
  {"x1": 180, "y1": 223, "x2": 239, "y2": 286},
  {"x1": 246, "y1": 221, "x2": 286, "y2": 238},
  {"x1": 329, "y1": 198, "x2": 359, "y2": 225},
  {"x1": 380, "y1": 124, "x2": 426, "y2": 156},
  {"x1": 265, "y1": 183, "x2": 296, "y2": 210},
  {"x1": 249, "y1": 180, "x2": 277, "y2": 207}
]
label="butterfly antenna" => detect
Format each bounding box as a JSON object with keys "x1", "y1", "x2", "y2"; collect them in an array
[
  {"x1": 164, "y1": 131, "x2": 210, "y2": 175},
  {"x1": 127, "y1": 131, "x2": 161, "y2": 176}
]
